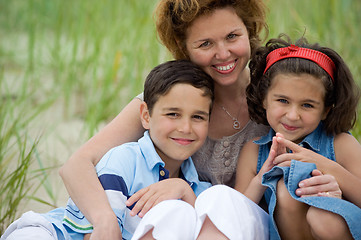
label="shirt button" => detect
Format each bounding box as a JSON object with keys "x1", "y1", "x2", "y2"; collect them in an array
[
  {"x1": 223, "y1": 141, "x2": 230, "y2": 147},
  {"x1": 224, "y1": 160, "x2": 231, "y2": 167},
  {"x1": 160, "y1": 170, "x2": 165, "y2": 177},
  {"x1": 224, "y1": 152, "x2": 230, "y2": 158}
]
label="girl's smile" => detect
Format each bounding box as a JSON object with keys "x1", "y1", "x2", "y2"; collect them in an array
[{"x1": 263, "y1": 73, "x2": 329, "y2": 143}]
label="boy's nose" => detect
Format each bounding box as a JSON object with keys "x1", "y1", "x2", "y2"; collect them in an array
[{"x1": 178, "y1": 118, "x2": 192, "y2": 133}]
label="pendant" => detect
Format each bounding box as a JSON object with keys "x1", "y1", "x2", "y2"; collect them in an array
[{"x1": 233, "y1": 119, "x2": 241, "y2": 129}]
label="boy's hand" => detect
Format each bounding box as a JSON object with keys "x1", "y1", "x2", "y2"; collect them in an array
[{"x1": 126, "y1": 178, "x2": 196, "y2": 218}]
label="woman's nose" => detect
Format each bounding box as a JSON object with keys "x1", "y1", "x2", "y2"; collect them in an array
[{"x1": 215, "y1": 42, "x2": 231, "y2": 60}]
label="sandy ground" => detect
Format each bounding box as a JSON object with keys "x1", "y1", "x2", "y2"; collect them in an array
[{"x1": 18, "y1": 100, "x2": 92, "y2": 215}]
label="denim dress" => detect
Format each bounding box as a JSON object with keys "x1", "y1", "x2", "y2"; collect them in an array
[{"x1": 255, "y1": 123, "x2": 361, "y2": 240}]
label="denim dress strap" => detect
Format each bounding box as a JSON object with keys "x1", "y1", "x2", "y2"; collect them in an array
[{"x1": 262, "y1": 160, "x2": 361, "y2": 240}]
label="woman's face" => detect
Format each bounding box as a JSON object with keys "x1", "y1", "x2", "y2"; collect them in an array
[{"x1": 185, "y1": 7, "x2": 251, "y2": 87}]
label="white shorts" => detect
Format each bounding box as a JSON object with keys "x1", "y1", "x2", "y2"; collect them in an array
[
  {"x1": 1, "y1": 211, "x2": 58, "y2": 240},
  {"x1": 132, "y1": 185, "x2": 269, "y2": 240}
]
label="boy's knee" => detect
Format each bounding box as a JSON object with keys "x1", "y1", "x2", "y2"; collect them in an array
[{"x1": 307, "y1": 207, "x2": 353, "y2": 240}]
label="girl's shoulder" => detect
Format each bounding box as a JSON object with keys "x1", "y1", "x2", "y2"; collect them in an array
[{"x1": 334, "y1": 132, "x2": 361, "y2": 167}]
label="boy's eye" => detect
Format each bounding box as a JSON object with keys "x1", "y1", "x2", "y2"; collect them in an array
[
  {"x1": 193, "y1": 115, "x2": 206, "y2": 121},
  {"x1": 166, "y1": 113, "x2": 179, "y2": 118},
  {"x1": 277, "y1": 99, "x2": 288, "y2": 104}
]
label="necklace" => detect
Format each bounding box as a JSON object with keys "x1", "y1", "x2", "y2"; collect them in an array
[{"x1": 220, "y1": 105, "x2": 241, "y2": 130}]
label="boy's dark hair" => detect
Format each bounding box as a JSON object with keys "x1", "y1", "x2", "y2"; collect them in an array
[
  {"x1": 144, "y1": 60, "x2": 214, "y2": 115},
  {"x1": 247, "y1": 34, "x2": 360, "y2": 135}
]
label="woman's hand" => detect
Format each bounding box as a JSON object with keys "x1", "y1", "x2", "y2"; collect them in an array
[
  {"x1": 126, "y1": 178, "x2": 196, "y2": 218},
  {"x1": 296, "y1": 169, "x2": 342, "y2": 199},
  {"x1": 84, "y1": 214, "x2": 122, "y2": 240}
]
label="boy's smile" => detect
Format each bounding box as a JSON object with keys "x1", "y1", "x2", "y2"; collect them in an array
[
  {"x1": 263, "y1": 73, "x2": 329, "y2": 143},
  {"x1": 141, "y1": 83, "x2": 211, "y2": 175}
]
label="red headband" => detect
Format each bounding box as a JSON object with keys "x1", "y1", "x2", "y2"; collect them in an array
[{"x1": 264, "y1": 45, "x2": 336, "y2": 82}]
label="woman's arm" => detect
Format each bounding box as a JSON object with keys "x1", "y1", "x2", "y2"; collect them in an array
[{"x1": 59, "y1": 98, "x2": 145, "y2": 239}]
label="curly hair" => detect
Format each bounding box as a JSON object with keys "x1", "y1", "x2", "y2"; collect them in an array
[
  {"x1": 247, "y1": 34, "x2": 360, "y2": 135},
  {"x1": 154, "y1": 0, "x2": 268, "y2": 60}
]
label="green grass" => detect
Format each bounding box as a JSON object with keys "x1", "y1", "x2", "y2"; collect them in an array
[{"x1": 0, "y1": 0, "x2": 360, "y2": 234}]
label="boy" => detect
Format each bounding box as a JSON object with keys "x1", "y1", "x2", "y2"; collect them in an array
[{"x1": 1, "y1": 60, "x2": 214, "y2": 240}]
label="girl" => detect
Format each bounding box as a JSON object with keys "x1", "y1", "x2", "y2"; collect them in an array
[{"x1": 236, "y1": 34, "x2": 361, "y2": 239}]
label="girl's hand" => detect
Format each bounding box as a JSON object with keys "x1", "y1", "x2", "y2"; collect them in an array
[
  {"x1": 126, "y1": 178, "x2": 195, "y2": 218},
  {"x1": 296, "y1": 169, "x2": 342, "y2": 199},
  {"x1": 272, "y1": 135, "x2": 331, "y2": 170},
  {"x1": 257, "y1": 136, "x2": 282, "y2": 178},
  {"x1": 273, "y1": 134, "x2": 342, "y2": 199}
]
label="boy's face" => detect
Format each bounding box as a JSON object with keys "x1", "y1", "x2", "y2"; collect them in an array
[
  {"x1": 141, "y1": 83, "x2": 211, "y2": 165},
  {"x1": 263, "y1": 73, "x2": 329, "y2": 143}
]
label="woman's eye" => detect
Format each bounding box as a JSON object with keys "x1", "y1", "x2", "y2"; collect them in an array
[
  {"x1": 199, "y1": 41, "x2": 211, "y2": 48},
  {"x1": 227, "y1": 33, "x2": 237, "y2": 40}
]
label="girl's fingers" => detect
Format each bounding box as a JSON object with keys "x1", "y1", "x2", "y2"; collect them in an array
[{"x1": 275, "y1": 136, "x2": 302, "y2": 153}]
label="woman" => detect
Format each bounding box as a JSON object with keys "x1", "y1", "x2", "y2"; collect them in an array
[{"x1": 59, "y1": 1, "x2": 341, "y2": 239}]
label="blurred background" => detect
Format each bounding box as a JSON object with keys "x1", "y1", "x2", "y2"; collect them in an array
[{"x1": 1, "y1": 0, "x2": 360, "y2": 234}]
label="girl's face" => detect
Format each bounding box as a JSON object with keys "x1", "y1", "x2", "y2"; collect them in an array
[
  {"x1": 185, "y1": 7, "x2": 251, "y2": 87},
  {"x1": 263, "y1": 73, "x2": 329, "y2": 143}
]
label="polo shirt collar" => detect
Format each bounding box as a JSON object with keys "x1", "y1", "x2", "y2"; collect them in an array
[{"x1": 138, "y1": 131, "x2": 199, "y2": 186}]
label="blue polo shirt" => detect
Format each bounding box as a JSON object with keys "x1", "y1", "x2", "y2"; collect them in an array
[{"x1": 43, "y1": 131, "x2": 211, "y2": 240}]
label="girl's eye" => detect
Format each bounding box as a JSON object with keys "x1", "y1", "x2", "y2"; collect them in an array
[{"x1": 302, "y1": 103, "x2": 314, "y2": 108}]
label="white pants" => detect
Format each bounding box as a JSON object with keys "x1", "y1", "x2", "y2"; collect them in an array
[
  {"x1": 1, "y1": 211, "x2": 58, "y2": 240},
  {"x1": 132, "y1": 185, "x2": 269, "y2": 240}
]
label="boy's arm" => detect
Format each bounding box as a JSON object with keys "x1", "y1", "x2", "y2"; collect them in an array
[
  {"x1": 235, "y1": 137, "x2": 277, "y2": 204},
  {"x1": 126, "y1": 178, "x2": 196, "y2": 218}
]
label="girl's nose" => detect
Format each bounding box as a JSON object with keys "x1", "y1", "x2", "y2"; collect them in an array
[{"x1": 286, "y1": 107, "x2": 300, "y2": 121}]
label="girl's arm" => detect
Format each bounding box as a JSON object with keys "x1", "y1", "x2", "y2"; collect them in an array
[
  {"x1": 273, "y1": 133, "x2": 361, "y2": 208},
  {"x1": 59, "y1": 98, "x2": 145, "y2": 239},
  {"x1": 235, "y1": 137, "x2": 277, "y2": 203},
  {"x1": 333, "y1": 133, "x2": 361, "y2": 207}
]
